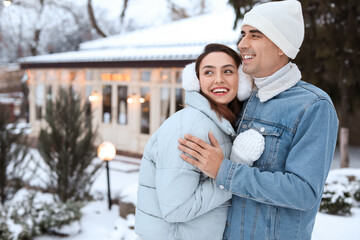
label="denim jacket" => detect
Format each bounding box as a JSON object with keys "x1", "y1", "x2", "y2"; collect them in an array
[{"x1": 216, "y1": 80, "x2": 338, "y2": 240}]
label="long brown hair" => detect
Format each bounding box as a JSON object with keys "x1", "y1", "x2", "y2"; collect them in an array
[{"x1": 195, "y1": 43, "x2": 243, "y2": 125}]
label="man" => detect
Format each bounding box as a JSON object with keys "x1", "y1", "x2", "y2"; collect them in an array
[{"x1": 178, "y1": 0, "x2": 338, "y2": 239}]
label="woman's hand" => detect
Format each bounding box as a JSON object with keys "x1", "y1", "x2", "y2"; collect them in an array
[{"x1": 178, "y1": 132, "x2": 224, "y2": 179}]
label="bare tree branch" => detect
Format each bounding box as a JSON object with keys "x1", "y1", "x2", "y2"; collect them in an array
[
  {"x1": 120, "y1": 0, "x2": 129, "y2": 24},
  {"x1": 48, "y1": 1, "x2": 81, "y2": 26},
  {"x1": 166, "y1": 0, "x2": 189, "y2": 21},
  {"x1": 87, "y1": 0, "x2": 107, "y2": 37},
  {"x1": 30, "y1": 0, "x2": 45, "y2": 56}
]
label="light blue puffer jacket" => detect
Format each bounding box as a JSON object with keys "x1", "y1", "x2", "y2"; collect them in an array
[{"x1": 135, "y1": 91, "x2": 236, "y2": 240}]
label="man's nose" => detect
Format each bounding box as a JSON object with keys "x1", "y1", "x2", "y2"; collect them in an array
[{"x1": 238, "y1": 37, "x2": 249, "y2": 50}]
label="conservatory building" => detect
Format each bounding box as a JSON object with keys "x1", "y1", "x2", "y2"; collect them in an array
[{"x1": 19, "y1": 10, "x2": 241, "y2": 155}]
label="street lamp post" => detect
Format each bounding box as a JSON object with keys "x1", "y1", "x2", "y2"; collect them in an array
[{"x1": 97, "y1": 141, "x2": 116, "y2": 210}]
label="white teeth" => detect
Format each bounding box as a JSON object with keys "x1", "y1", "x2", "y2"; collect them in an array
[
  {"x1": 244, "y1": 55, "x2": 253, "y2": 60},
  {"x1": 212, "y1": 88, "x2": 228, "y2": 93}
]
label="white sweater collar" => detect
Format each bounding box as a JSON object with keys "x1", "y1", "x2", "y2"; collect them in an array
[{"x1": 254, "y1": 62, "x2": 302, "y2": 102}]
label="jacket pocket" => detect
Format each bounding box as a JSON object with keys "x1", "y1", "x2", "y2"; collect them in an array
[{"x1": 249, "y1": 122, "x2": 284, "y2": 170}]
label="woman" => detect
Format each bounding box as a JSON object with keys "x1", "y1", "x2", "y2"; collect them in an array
[{"x1": 135, "y1": 43, "x2": 258, "y2": 240}]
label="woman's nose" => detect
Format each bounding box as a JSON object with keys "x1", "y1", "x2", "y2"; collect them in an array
[{"x1": 214, "y1": 72, "x2": 225, "y2": 83}]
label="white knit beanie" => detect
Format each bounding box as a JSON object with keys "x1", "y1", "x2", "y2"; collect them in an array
[
  {"x1": 182, "y1": 62, "x2": 253, "y2": 101},
  {"x1": 241, "y1": 0, "x2": 304, "y2": 59}
]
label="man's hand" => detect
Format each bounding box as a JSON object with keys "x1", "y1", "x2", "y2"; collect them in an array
[{"x1": 178, "y1": 132, "x2": 224, "y2": 179}]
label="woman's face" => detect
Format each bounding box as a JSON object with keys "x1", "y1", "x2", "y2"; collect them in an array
[{"x1": 199, "y1": 52, "x2": 239, "y2": 106}]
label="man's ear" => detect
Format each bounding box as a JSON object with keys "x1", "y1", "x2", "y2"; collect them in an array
[
  {"x1": 278, "y1": 48, "x2": 285, "y2": 56},
  {"x1": 278, "y1": 48, "x2": 290, "y2": 62}
]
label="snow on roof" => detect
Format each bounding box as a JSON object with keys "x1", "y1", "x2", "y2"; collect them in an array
[{"x1": 19, "y1": 8, "x2": 241, "y2": 65}]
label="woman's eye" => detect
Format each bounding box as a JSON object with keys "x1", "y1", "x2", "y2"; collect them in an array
[
  {"x1": 204, "y1": 70, "x2": 213, "y2": 75},
  {"x1": 224, "y1": 69, "x2": 233, "y2": 74}
]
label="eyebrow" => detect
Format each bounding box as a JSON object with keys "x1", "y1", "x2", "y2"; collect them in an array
[
  {"x1": 201, "y1": 64, "x2": 236, "y2": 70},
  {"x1": 202, "y1": 65, "x2": 215, "y2": 70},
  {"x1": 241, "y1": 29, "x2": 264, "y2": 35},
  {"x1": 221, "y1": 64, "x2": 236, "y2": 69}
]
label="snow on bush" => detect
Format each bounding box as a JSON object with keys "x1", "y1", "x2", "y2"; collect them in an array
[
  {"x1": 0, "y1": 209, "x2": 13, "y2": 240},
  {"x1": 320, "y1": 169, "x2": 360, "y2": 215},
  {"x1": 0, "y1": 189, "x2": 82, "y2": 240}
]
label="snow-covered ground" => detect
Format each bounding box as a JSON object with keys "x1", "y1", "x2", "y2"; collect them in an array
[{"x1": 3, "y1": 147, "x2": 359, "y2": 240}]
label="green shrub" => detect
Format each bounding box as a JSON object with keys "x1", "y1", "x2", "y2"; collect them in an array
[
  {"x1": 38, "y1": 87, "x2": 101, "y2": 202},
  {"x1": 320, "y1": 171, "x2": 360, "y2": 215},
  {"x1": 0, "y1": 209, "x2": 13, "y2": 240},
  {"x1": 353, "y1": 181, "x2": 360, "y2": 207},
  {"x1": 354, "y1": 188, "x2": 360, "y2": 202},
  {"x1": 2, "y1": 191, "x2": 82, "y2": 239},
  {"x1": 320, "y1": 186, "x2": 353, "y2": 215},
  {"x1": 0, "y1": 104, "x2": 31, "y2": 205}
]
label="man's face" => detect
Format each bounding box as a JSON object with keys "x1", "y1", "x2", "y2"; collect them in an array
[{"x1": 238, "y1": 25, "x2": 286, "y2": 78}]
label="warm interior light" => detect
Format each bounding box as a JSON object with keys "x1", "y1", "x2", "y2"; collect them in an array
[
  {"x1": 139, "y1": 97, "x2": 145, "y2": 103},
  {"x1": 127, "y1": 97, "x2": 134, "y2": 104},
  {"x1": 97, "y1": 141, "x2": 116, "y2": 161},
  {"x1": 89, "y1": 91, "x2": 100, "y2": 102},
  {"x1": 3, "y1": 0, "x2": 11, "y2": 7},
  {"x1": 162, "y1": 74, "x2": 168, "y2": 81},
  {"x1": 4, "y1": 0, "x2": 11, "y2": 7}
]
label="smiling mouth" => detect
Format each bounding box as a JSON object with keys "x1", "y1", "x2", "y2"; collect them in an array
[
  {"x1": 211, "y1": 88, "x2": 229, "y2": 96},
  {"x1": 243, "y1": 54, "x2": 254, "y2": 60}
]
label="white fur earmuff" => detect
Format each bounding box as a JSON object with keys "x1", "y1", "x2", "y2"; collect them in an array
[
  {"x1": 181, "y1": 62, "x2": 253, "y2": 101},
  {"x1": 182, "y1": 62, "x2": 200, "y2": 92}
]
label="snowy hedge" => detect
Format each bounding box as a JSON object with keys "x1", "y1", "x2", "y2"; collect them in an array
[
  {"x1": 0, "y1": 190, "x2": 82, "y2": 240},
  {"x1": 320, "y1": 169, "x2": 360, "y2": 215}
]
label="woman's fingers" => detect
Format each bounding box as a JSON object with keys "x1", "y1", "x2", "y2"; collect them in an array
[
  {"x1": 180, "y1": 153, "x2": 201, "y2": 168},
  {"x1": 178, "y1": 133, "x2": 223, "y2": 179},
  {"x1": 178, "y1": 143, "x2": 202, "y2": 161},
  {"x1": 178, "y1": 137, "x2": 205, "y2": 156},
  {"x1": 208, "y1": 132, "x2": 220, "y2": 148},
  {"x1": 184, "y1": 134, "x2": 211, "y2": 150}
]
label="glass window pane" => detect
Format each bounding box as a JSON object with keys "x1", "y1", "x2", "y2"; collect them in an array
[
  {"x1": 86, "y1": 70, "x2": 93, "y2": 81},
  {"x1": 86, "y1": 86, "x2": 93, "y2": 98},
  {"x1": 102, "y1": 85, "x2": 112, "y2": 123},
  {"x1": 175, "y1": 88, "x2": 184, "y2": 112},
  {"x1": 35, "y1": 83, "x2": 44, "y2": 120},
  {"x1": 36, "y1": 106, "x2": 42, "y2": 120},
  {"x1": 117, "y1": 86, "x2": 128, "y2": 125},
  {"x1": 176, "y1": 71, "x2": 182, "y2": 84},
  {"x1": 85, "y1": 86, "x2": 92, "y2": 120},
  {"x1": 140, "y1": 87, "x2": 150, "y2": 134},
  {"x1": 141, "y1": 71, "x2": 151, "y2": 82},
  {"x1": 160, "y1": 87, "x2": 170, "y2": 124},
  {"x1": 46, "y1": 85, "x2": 52, "y2": 107}
]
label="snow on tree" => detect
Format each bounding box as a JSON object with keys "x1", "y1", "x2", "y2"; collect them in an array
[
  {"x1": 0, "y1": 104, "x2": 30, "y2": 205},
  {"x1": 38, "y1": 87, "x2": 101, "y2": 203}
]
